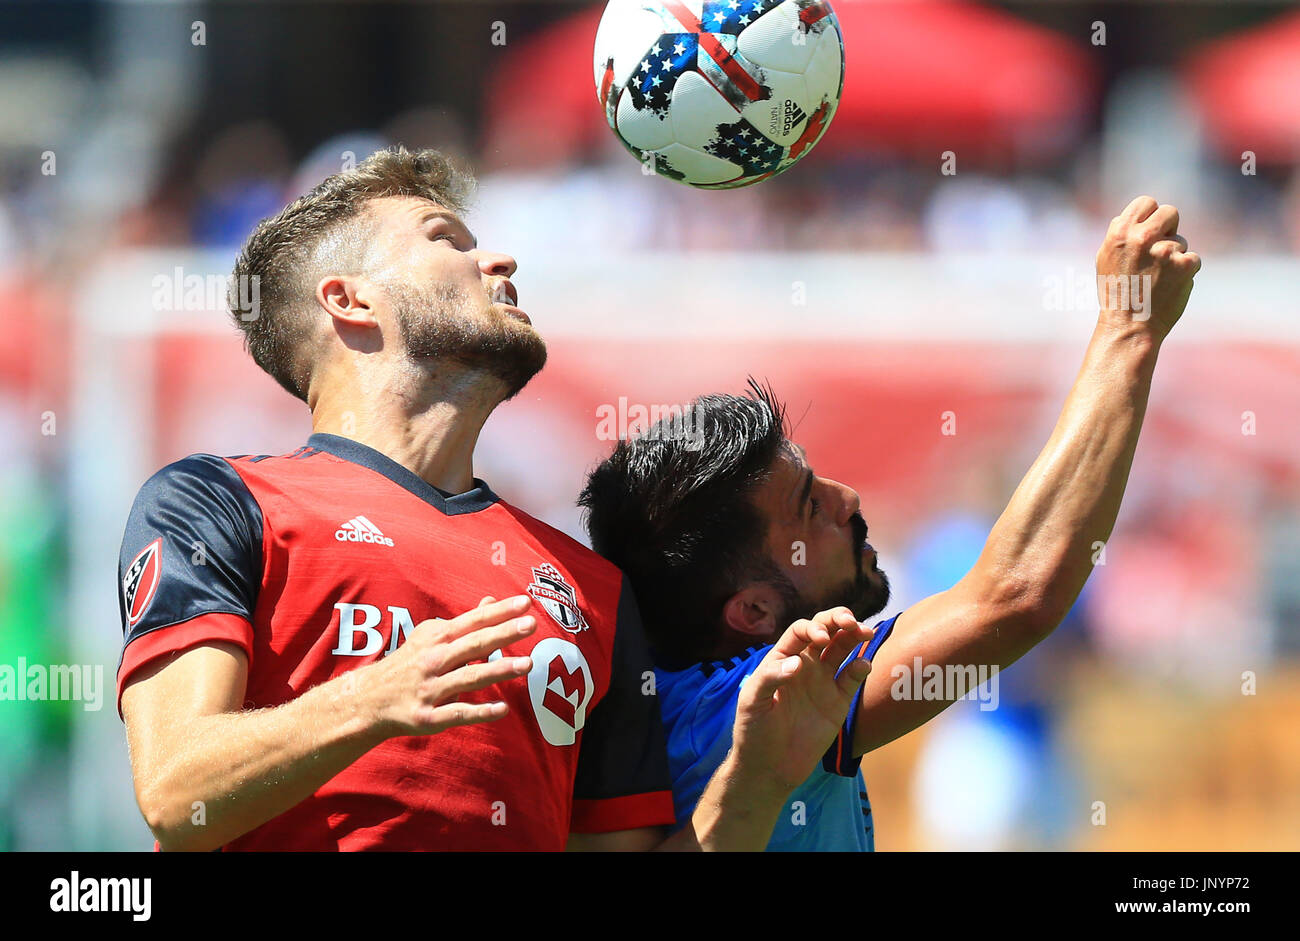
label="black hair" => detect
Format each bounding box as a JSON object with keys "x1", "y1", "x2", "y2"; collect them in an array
[{"x1": 579, "y1": 379, "x2": 793, "y2": 668}]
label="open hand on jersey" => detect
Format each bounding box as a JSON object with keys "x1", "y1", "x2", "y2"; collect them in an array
[
  {"x1": 365, "y1": 594, "x2": 537, "y2": 736},
  {"x1": 730, "y1": 607, "x2": 874, "y2": 796}
]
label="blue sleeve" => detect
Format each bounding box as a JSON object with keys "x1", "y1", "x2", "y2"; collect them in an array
[{"x1": 821, "y1": 613, "x2": 901, "y2": 776}]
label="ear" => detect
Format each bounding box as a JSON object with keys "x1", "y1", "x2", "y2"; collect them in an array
[
  {"x1": 316, "y1": 275, "x2": 378, "y2": 329},
  {"x1": 721, "y1": 582, "x2": 784, "y2": 640}
]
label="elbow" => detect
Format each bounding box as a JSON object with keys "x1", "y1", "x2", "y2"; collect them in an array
[
  {"x1": 1013, "y1": 598, "x2": 1070, "y2": 644},
  {"x1": 135, "y1": 781, "x2": 220, "y2": 852},
  {"x1": 1009, "y1": 590, "x2": 1074, "y2": 644},
  {"x1": 971, "y1": 573, "x2": 1071, "y2": 645}
]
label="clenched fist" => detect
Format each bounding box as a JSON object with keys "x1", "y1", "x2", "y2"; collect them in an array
[{"x1": 1096, "y1": 196, "x2": 1201, "y2": 341}]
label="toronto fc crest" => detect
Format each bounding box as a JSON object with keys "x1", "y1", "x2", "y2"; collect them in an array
[{"x1": 527, "y1": 563, "x2": 589, "y2": 634}]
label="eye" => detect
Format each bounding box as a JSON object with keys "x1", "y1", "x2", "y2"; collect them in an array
[
  {"x1": 809, "y1": 497, "x2": 821, "y2": 518},
  {"x1": 425, "y1": 219, "x2": 459, "y2": 245}
]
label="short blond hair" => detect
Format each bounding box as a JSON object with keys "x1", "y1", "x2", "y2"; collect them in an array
[{"x1": 229, "y1": 146, "x2": 475, "y2": 401}]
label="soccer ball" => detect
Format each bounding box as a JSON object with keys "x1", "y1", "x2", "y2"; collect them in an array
[{"x1": 593, "y1": 0, "x2": 844, "y2": 188}]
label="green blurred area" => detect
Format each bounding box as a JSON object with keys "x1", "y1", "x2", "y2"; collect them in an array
[{"x1": 0, "y1": 468, "x2": 69, "y2": 851}]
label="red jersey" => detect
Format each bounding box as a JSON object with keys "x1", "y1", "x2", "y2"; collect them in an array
[{"x1": 116, "y1": 433, "x2": 674, "y2": 850}]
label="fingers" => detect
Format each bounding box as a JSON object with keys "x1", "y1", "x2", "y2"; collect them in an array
[
  {"x1": 427, "y1": 613, "x2": 537, "y2": 675},
  {"x1": 750, "y1": 607, "x2": 877, "y2": 704},
  {"x1": 810, "y1": 606, "x2": 857, "y2": 633},
  {"x1": 768, "y1": 616, "x2": 832, "y2": 660},
  {"x1": 420, "y1": 595, "x2": 532, "y2": 646},
  {"x1": 1117, "y1": 195, "x2": 1158, "y2": 227},
  {"x1": 1151, "y1": 224, "x2": 1201, "y2": 277},
  {"x1": 1110, "y1": 198, "x2": 1181, "y2": 248},
  {"x1": 813, "y1": 616, "x2": 873, "y2": 695},
  {"x1": 1120, "y1": 199, "x2": 1196, "y2": 266},
  {"x1": 1141, "y1": 203, "x2": 1179, "y2": 241},
  {"x1": 816, "y1": 610, "x2": 865, "y2": 659},
  {"x1": 428, "y1": 655, "x2": 532, "y2": 703},
  {"x1": 744, "y1": 651, "x2": 804, "y2": 704},
  {"x1": 837, "y1": 654, "x2": 873, "y2": 697},
  {"x1": 822, "y1": 619, "x2": 871, "y2": 670},
  {"x1": 773, "y1": 607, "x2": 869, "y2": 661},
  {"x1": 382, "y1": 596, "x2": 536, "y2": 736},
  {"x1": 1151, "y1": 233, "x2": 1188, "y2": 257},
  {"x1": 833, "y1": 628, "x2": 874, "y2": 697},
  {"x1": 420, "y1": 699, "x2": 512, "y2": 732},
  {"x1": 750, "y1": 614, "x2": 838, "y2": 702},
  {"x1": 805, "y1": 607, "x2": 870, "y2": 667},
  {"x1": 771, "y1": 608, "x2": 872, "y2": 674}
]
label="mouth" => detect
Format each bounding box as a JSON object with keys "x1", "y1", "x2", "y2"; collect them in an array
[
  {"x1": 851, "y1": 514, "x2": 867, "y2": 550},
  {"x1": 489, "y1": 280, "x2": 530, "y2": 324}
]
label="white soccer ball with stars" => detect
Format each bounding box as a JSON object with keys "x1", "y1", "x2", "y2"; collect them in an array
[{"x1": 593, "y1": 0, "x2": 845, "y2": 188}]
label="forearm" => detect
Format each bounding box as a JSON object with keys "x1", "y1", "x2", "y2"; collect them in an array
[
  {"x1": 968, "y1": 321, "x2": 1160, "y2": 624},
  {"x1": 134, "y1": 668, "x2": 389, "y2": 851},
  {"x1": 660, "y1": 751, "x2": 789, "y2": 851}
]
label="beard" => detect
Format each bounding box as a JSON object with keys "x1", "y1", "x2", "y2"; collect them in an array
[
  {"x1": 389, "y1": 280, "x2": 547, "y2": 400},
  {"x1": 767, "y1": 511, "x2": 892, "y2": 631}
]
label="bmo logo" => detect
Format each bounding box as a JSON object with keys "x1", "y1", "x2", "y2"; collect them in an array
[
  {"x1": 527, "y1": 637, "x2": 594, "y2": 747},
  {"x1": 331, "y1": 603, "x2": 414, "y2": 657}
]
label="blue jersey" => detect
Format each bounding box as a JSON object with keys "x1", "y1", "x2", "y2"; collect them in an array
[{"x1": 656, "y1": 614, "x2": 899, "y2": 852}]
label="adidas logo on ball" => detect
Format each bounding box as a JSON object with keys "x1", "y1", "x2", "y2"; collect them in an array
[
  {"x1": 782, "y1": 100, "x2": 808, "y2": 135},
  {"x1": 335, "y1": 515, "x2": 395, "y2": 547}
]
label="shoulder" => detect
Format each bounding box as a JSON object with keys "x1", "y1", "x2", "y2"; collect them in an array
[
  {"x1": 653, "y1": 646, "x2": 772, "y2": 779},
  {"x1": 141, "y1": 452, "x2": 240, "y2": 486},
  {"x1": 656, "y1": 645, "x2": 773, "y2": 726},
  {"x1": 134, "y1": 443, "x2": 335, "y2": 510},
  {"x1": 123, "y1": 454, "x2": 267, "y2": 561},
  {"x1": 132, "y1": 453, "x2": 259, "y2": 512}
]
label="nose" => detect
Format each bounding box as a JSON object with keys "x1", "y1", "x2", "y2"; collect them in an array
[
  {"x1": 474, "y1": 250, "x2": 517, "y2": 279},
  {"x1": 829, "y1": 479, "x2": 860, "y2": 529}
]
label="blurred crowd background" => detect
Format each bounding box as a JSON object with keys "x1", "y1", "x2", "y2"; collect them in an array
[{"x1": 1, "y1": 0, "x2": 1298, "y2": 850}]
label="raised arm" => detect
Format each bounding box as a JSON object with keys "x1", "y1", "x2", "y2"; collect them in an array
[
  {"x1": 853, "y1": 196, "x2": 1201, "y2": 756},
  {"x1": 122, "y1": 596, "x2": 536, "y2": 850}
]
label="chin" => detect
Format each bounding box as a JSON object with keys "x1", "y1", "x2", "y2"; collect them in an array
[
  {"x1": 493, "y1": 329, "x2": 548, "y2": 400},
  {"x1": 793, "y1": 564, "x2": 890, "y2": 629},
  {"x1": 849, "y1": 566, "x2": 891, "y2": 622}
]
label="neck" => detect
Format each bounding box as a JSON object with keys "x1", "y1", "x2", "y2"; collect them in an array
[
  {"x1": 309, "y1": 358, "x2": 506, "y2": 495},
  {"x1": 709, "y1": 627, "x2": 773, "y2": 664}
]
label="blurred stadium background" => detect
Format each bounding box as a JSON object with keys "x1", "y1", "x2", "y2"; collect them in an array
[{"x1": 1, "y1": 0, "x2": 1298, "y2": 851}]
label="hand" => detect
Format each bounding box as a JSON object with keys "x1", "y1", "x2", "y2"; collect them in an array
[
  {"x1": 1095, "y1": 195, "x2": 1201, "y2": 341},
  {"x1": 729, "y1": 607, "x2": 874, "y2": 797},
  {"x1": 362, "y1": 594, "x2": 536, "y2": 736}
]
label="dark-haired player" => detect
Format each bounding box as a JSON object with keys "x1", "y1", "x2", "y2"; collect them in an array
[
  {"x1": 116, "y1": 147, "x2": 872, "y2": 851},
  {"x1": 581, "y1": 196, "x2": 1200, "y2": 849}
]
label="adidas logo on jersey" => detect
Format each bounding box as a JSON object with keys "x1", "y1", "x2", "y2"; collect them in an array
[{"x1": 335, "y1": 515, "x2": 394, "y2": 547}]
